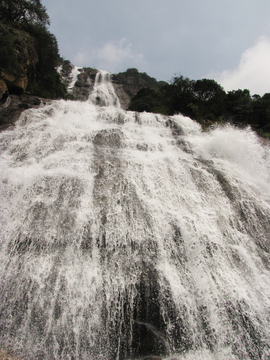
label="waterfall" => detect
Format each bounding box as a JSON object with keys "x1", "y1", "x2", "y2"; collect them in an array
[
  {"x1": 89, "y1": 70, "x2": 121, "y2": 107},
  {"x1": 0, "y1": 71, "x2": 270, "y2": 360}
]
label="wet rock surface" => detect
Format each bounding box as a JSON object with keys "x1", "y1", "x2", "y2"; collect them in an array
[{"x1": 0, "y1": 94, "x2": 45, "y2": 131}]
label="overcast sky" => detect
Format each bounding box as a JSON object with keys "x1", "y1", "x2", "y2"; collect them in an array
[{"x1": 42, "y1": 0, "x2": 270, "y2": 95}]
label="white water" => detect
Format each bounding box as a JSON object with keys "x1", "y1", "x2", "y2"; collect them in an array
[
  {"x1": 0, "y1": 71, "x2": 270, "y2": 360},
  {"x1": 89, "y1": 70, "x2": 121, "y2": 107}
]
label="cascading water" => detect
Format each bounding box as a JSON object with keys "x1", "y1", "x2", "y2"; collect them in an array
[
  {"x1": 89, "y1": 70, "x2": 120, "y2": 107},
  {"x1": 0, "y1": 70, "x2": 270, "y2": 360}
]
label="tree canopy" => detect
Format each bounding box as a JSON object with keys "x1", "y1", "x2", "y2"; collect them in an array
[
  {"x1": 0, "y1": 0, "x2": 49, "y2": 28},
  {"x1": 0, "y1": 0, "x2": 67, "y2": 99},
  {"x1": 128, "y1": 74, "x2": 270, "y2": 137}
]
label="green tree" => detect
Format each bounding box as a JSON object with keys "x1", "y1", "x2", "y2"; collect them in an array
[
  {"x1": 225, "y1": 89, "x2": 253, "y2": 124},
  {"x1": 128, "y1": 87, "x2": 168, "y2": 114},
  {"x1": 191, "y1": 79, "x2": 226, "y2": 120},
  {"x1": 26, "y1": 25, "x2": 66, "y2": 98},
  {"x1": 162, "y1": 75, "x2": 195, "y2": 116},
  {"x1": 0, "y1": 0, "x2": 49, "y2": 28},
  {"x1": 0, "y1": 0, "x2": 67, "y2": 99},
  {"x1": 252, "y1": 93, "x2": 270, "y2": 131}
]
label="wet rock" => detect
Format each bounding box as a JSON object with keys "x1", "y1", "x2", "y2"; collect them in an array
[
  {"x1": 166, "y1": 119, "x2": 184, "y2": 136},
  {"x1": 0, "y1": 94, "x2": 44, "y2": 131},
  {"x1": 132, "y1": 321, "x2": 169, "y2": 358},
  {"x1": 93, "y1": 129, "x2": 123, "y2": 148},
  {"x1": 112, "y1": 74, "x2": 148, "y2": 110},
  {"x1": 72, "y1": 71, "x2": 94, "y2": 101},
  {"x1": 0, "y1": 78, "x2": 8, "y2": 99},
  {"x1": 0, "y1": 347, "x2": 20, "y2": 360}
]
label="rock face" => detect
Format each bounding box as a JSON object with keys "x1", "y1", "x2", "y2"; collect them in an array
[
  {"x1": 112, "y1": 74, "x2": 149, "y2": 109},
  {"x1": 73, "y1": 69, "x2": 95, "y2": 101},
  {"x1": 58, "y1": 63, "x2": 149, "y2": 108},
  {"x1": 0, "y1": 79, "x2": 8, "y2": 99},
  {"x1": 0, "y1": 94, "x2": 45, "y2": 131},
  {"x1": 58, "y1": 63, "x2": 97, "y2": 101},
  {"x1": 0, "y1": 23, "x2": 38, "y2": 99}
]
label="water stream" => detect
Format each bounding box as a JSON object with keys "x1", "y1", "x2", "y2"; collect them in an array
[{"x1": 0, "y1": 71, "x2": 270, "y2": 359}]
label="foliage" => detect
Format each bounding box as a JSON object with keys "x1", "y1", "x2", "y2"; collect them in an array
[
  {"x1": 162, "y1": 75, "x2": 195, "y2": 116},
  {"x1": 252, "y1": 93, "x2": 270, "y2": 128},
  {"x1": 225, "y1": 89, "x2": 253, "y2": 124},
  {"x1": 26, "y1": 24, "x2": 67, "y2": 98},
  {"x1": 192, "y1": 78, "x2": 226, "y2": 119},
  {"x1": 115, "y1": 68, "x2": 166, "y2": 89},
  {"x1": 0, "y1": 0, "x2": 49, "y2": 28},
  {"x1": 0, "y1": 0, "x2": 67, "y2": 99},
  {"x1": 128, "y1": 87, "x2": 168, "y2": 114},
  {"x1": 129, "y1": 75, "x2": 227, "y2": 119},
  {"x1": 128, "y1": 73, "x2": 270, "y2": 137},
  {"x1": 0, "y1": 23, "x2": 22, "y2": 76}
]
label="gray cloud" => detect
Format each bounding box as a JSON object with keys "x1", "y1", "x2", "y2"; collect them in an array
[
  {"x1": 73, "y1": 38, "x2": 147, "y2": 73},
  {"x1": 43, "y1": 0, "x2": 270, "y2": 91}
]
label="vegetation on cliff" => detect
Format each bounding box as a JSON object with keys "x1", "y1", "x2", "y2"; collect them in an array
[
  {"x1": 0, "y1": 0, "x2": 66, "y2": 99},
  {"x1": 113, "y1": 68, "x2": 166, "y2": 90},
  {"x1": 128, "y1": 74, "x2": 270, "y2": 138}
]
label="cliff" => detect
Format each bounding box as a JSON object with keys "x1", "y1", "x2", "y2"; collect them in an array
[
  {"x1": 112, "y1": 73, "x2": 150, "y2": 109},
  {"x1": 0, "y1": 23, "x2": 38, "y2": 98},
  {"x1": 59, "y1": 63, "x2": 164, "y2": 109}
]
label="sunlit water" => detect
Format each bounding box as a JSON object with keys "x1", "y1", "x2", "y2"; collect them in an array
[{"x1": 0, "y1": 71, "x2": 270, "y2": 360}]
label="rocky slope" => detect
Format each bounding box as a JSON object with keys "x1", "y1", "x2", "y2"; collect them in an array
[
  {"x1": 59, "y1": 62, "x2": 156, "y2": 109},
  {"x1": 0, "y1": 64, "x2": 151, "y2": 130},
  {"x1": 0, "y1": 28, "x2": 161, "y2": 129},
  {"x1": 112, "y1": 72, "x2": 151, "y2": 109}
]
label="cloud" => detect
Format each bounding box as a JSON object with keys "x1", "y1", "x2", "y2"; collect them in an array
[
  {"x1": 209, "y1": 37, "x2": 270, "y2": 95},
  {"x1": 74, "y1": 39, "x2": 147, "y2": 73}
]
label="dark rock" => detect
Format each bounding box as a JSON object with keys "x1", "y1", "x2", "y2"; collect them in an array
[
  {"x1": 0, "y1": 94, "x2": 45, "y2": 131},
  {"x1": 59, "y1": 60, "x2": 73, "y2": 77},
  {"x1": 0, "y1": 78, "x2": 8, "y2": 99},
  {"x1": 132, "y1": 320, "x2": 169, "y2": 358},
  {"x1": 0, "y1": 23, "x2": 38, "y2": 99},
  {"x1": 93, "y1": 129, "x2": 123, "y2": 148},
  {"x1": 166, "y1": 119, "x2": 184, "y2": 136},
  {"x1": 112, "y1": 74, "x2": 148, "y2": 110},
  {"x1": 72, "y1": 69, "x2": 95, "y2": 101},
  {"x1": 75, "y1": 72, "x2": 91, "y2": 87}
]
